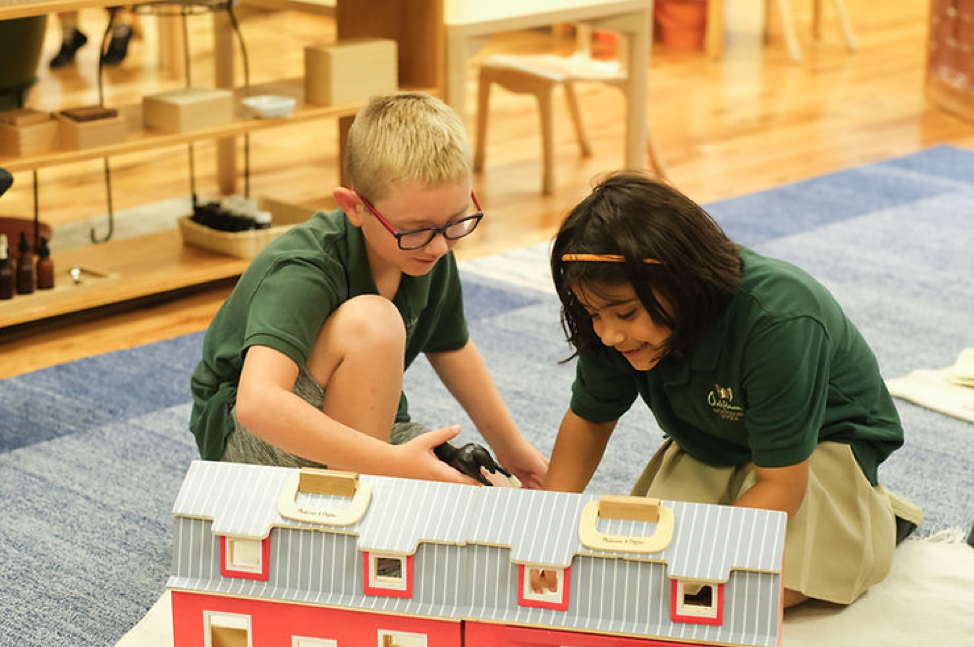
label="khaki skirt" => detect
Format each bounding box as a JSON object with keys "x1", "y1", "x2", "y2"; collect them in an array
[{"x1": 631, "y1": 439, "x2": 922, "y2": 605}]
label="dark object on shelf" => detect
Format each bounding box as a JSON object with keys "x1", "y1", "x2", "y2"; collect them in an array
[
  {"x1": 968, "y1": 520, "x2": 974, "y2": 549},
  {"x1": 0, "y1": 16, "x2": 48, "y2": 111},
  {"x1": 61, "y1": 105, "x2": 120, "y2": 122},
  {"x1": 102, "y1": 24, "x2": 134, "y2": 67},
  {"x1": 15, "y1": 230, "x2": 34, "y2": 295},
  {"x1": 49, "y1": 28, "x2": 89, "y2": 69},
  {"x1": 0, "y1": 168, "x2": 11, "y2": 198},
  {"x1": 191, "y1": 201, "x2": 269, "y2": 232},
  {"x1": 0, "y1": 234, "x2": 13, "y2": 300},
  {"x1": 434, "y1": 441, "x2": 513, "y2": 486},
  {"x1": 36, "y1": 235, "x2": 54, "y2": 290}
]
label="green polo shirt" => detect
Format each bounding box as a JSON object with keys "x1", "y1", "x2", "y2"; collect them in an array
[
  {"x1": 189, "y1": 208, "x2": 469, "y2": 461},
  {"x1": 570, "y1": 246, "x2": 902, "y2": 484}
]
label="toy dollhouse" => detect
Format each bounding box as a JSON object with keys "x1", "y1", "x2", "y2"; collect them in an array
[{"x1": 168, "y1": 460, "x2": 787, "y2": 647}]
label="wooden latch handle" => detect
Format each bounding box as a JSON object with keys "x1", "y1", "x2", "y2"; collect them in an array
[
  {"x1": 277, "y1": 468, "x2": 371, "y2": 526},
  {"x1": 298, "y1": 468, "x2": 359, "y2": 497},
  {"x1": 578, "y1": 495, "x2": 674, "y2": 553},
  {"x1": 598, "y1": 494, "x2": 661, "y2": 523}
]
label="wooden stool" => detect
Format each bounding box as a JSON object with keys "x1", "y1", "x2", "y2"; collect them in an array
[
  {"x1": 707, "y1": 0, "x2": 858, "y2": 64},
  {"x1": 474, "y1": 36, "x2": 667, "y2": 195}
]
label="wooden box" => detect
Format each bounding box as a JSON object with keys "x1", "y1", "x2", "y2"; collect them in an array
[
  {"x1": 305, "y1": 38, "x2": 398, "y2": 106},
  {"x1": 143, "y1": 88, "x2": 234, "y2": 133},
  {"x1": 56, "y1": 108, "x2": 127, "y2": 150},
  {"x1": 0, "y1": 108, "x2": 58, "y2": 157},
  {"x1": 177, "y1": 196, "x2": 312, "y2": 258}
]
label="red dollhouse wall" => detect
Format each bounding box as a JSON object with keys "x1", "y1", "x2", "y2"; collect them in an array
[
  {"x1": 464, "y1": 621, "x2": 699, "y2": 647},
  {"x1": 171, "y1": 591, "x2": 461, "y2": 646}
]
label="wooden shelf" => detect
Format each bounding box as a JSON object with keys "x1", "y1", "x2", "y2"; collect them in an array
[
  {"x1": 0, "y1": 79, "x2": 364, "y2": 173},
  {"x1": 0, "y1": 228, "x2": 250, "y2": 329}
]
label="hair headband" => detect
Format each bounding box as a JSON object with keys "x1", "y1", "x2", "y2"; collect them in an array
[{"x1": 561, "y1": 253, "x2": 661, "y2": 264}]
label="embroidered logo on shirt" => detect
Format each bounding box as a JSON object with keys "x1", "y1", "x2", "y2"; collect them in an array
[{"x1": 708, "y1": 383, "x2": 744, "y2": 422}]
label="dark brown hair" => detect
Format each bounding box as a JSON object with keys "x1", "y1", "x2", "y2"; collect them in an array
[{"x1": 551, "y1": 172, "x2": 742, "y2": 360}]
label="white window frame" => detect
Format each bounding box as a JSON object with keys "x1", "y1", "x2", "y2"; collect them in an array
[
  {"x1": 377, "y1": 629, "x2": 427, "y2": 647},
  {"x1": 204, "y1": 611, "x2": 252, "y2": 647},
  {"x1": 293, "y1": 638, "x2": 338, "y2": 647},
  {"x1": 368, "y1": 553, "x2": 408, "y2": 592},
  {"x1": 522, "y1": 567, "x2": 565, "y2": 605},
  {"x1": 226, "y1": 537, "x2": 263, "y2": 574},
  {"x1": 675, "y1": 580, "x2": 719, "y2": 619}
]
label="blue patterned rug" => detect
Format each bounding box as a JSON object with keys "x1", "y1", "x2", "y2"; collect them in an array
[{"x1": 1, "y1": 146, "x2": 972, "y2": 647}]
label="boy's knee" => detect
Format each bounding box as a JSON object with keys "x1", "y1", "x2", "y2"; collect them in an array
[
  {"x1": 329, "y1": 295, "x2": 406, "y2": 352},
  {"x1": 307, "y1": 295, "x2": 405, "y2": 385}
]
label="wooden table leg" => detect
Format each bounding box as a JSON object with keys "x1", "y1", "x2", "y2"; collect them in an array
[{"x1": 214, "y1": 10, "x2": 237, "y2": 195}]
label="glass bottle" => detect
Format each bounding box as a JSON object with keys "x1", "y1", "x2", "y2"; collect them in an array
[
  {"x1": 0, "y1": 234, "x2": 13, "y2": 300},
  {"x1": 36, "y1": 236, "x2": 54, "y2": 290},
  {"x1": 15, "y1": 231, "x2": 34, "y2": 295}
]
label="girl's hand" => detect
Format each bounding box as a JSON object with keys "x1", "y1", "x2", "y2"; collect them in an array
[{"x1": 495, "y1": 439, "x2": 550, "y2": 489}]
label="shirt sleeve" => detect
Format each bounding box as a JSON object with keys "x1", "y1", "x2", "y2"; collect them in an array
[
  {"x1": 570, "y1": 350, "x2": 639, "y2": 424},
  {"x1": 742, "y1": 316, "x2": 831, "y2": 468},
  {"x1": 243, "y1": 257, "x2": 344, "y2": 367}
]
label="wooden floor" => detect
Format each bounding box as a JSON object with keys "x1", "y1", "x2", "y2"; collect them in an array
[{"x1": 2, "y1": 1, "x2": 974, "y2": 378}]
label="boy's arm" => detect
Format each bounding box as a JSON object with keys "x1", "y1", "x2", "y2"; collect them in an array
[
  {"x1": 236, "y1": 345, "x2": 473, "y2": 483},
  {"x1": 544, "y1": 408, "x2": 617, "y2": 492},
  {"x1": 425, "y1": 339, "x2": 549, "y2": 488}
]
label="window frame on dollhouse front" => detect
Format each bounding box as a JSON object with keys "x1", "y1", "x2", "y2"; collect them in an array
[
  {"x1": 517, "y1": 565, "x2": 571, "y2": 611},
  {"x1": 670, "y1": 579, "x2": 724, "y2": 625},
  {"x1": 363, "y1": 551, "x2": 414, "y2": 598},
  {"x1": 220, "y1": 535, "x2": 271, "y2": 581}
]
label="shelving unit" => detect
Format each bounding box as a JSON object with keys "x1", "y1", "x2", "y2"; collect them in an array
[
  {"x1": 0, "y1": 0, "x2": 446, "y2": 330},
  {"x1": 1, "y1": 80, "x2": 363, "y2": 174},
  {"x1": 0, "y1": 0, "x2": 387, "y2": 330},
  {"x1": 0, "y1": 78, "x2": 367, "y2": 329}
]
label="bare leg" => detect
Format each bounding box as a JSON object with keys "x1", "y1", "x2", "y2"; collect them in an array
[
  {"x1": 305, "y1": 295, "x2": 405, "y2": 442},
  {"x1": 783, "y1": 588, "x2": 810, "y2": 608}
]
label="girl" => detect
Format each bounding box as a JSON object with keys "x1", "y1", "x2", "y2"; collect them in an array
[{"x1": 544, "y1": 172, "x2": 922, "y2": 607}]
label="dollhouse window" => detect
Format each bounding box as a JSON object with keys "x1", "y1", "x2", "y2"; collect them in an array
[
  {"x1": 518, "y1": 565, "x2": 571, "y2": 610},
  {"x1": 377, "y1": 630, "x2": 428, "y2": 647},
  {"x1": 363, "y1": 551, "x2": 414, "y2": 598},
  {"x1": 205, "y1": 611, "x2": 251, "y2": 647},
  {"x1": 293, "y1": 638, "x2": 338, "y2": 647},
  {"x1": 220, "y1": 536, "x2": 270, "y2": 581},
  {"x1": 671, "y1": 579, "x2": 724, "y2": 625}
]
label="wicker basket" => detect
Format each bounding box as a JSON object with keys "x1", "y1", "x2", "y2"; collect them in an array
[{"x1": 177, "y1": 196, "x2": 312, "y2": 258}]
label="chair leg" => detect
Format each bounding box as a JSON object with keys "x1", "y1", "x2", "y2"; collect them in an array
[
  {"x1": 812, "y1": 0, "x2": 823, "y2": 40},
  {"x1": 536, "y1": 86, "x2": 555, "y2": 196},
  {"x1": 830, "y1": 0, "x2": 859, "y2": 51},
  {"x1": 563, "y1": 82, "x2": 592, "y2": 158},
  {"x1": 705, "y1": 0, "x2": 725, "y2": 59},
  {"x1": 774, "y1": 0, "x2": 803, "y2": 63},
  {"x1": 474, "y1": 69, "x2": 492, "y2": 173},
  {"x1": 646, "y1": 127, "x2": 669, "y2": 181}
]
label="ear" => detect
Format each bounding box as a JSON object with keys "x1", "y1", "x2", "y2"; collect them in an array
[{"x1": 334, "y1": 187, "x2": 364, "y2": 226}]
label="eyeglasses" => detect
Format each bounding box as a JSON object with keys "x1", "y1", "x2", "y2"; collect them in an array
[{"x1": 357, "y1": 191, "x2": 484, "y2": 250}]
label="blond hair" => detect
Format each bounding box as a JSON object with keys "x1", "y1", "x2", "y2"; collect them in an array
[{"x1": 344, "y1": 92, "x2": 472, "y2": 201}]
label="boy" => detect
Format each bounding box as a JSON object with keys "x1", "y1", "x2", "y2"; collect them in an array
[{"x1": 190, "y1": 92, "x2": 548, "y2": 486}]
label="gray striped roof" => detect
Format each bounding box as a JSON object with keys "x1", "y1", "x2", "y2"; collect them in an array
[{"x1": 172, "y1": 460, "x2": 785, "y2": 582}]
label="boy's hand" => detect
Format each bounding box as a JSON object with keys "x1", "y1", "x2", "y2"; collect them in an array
[{"x1": 393, "y1": 426, "x2": 480, "y2": 485}]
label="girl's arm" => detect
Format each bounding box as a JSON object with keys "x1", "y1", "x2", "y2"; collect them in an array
[
  {"x1": 735, "y1": 459, "x2": 810, "y2": 518},
  {"x1": 426, "y1": 339, "x2": 549, "y2": 488},
  {"x1": 544, "y1": 408, "x2": 617, "y2": 493}
]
